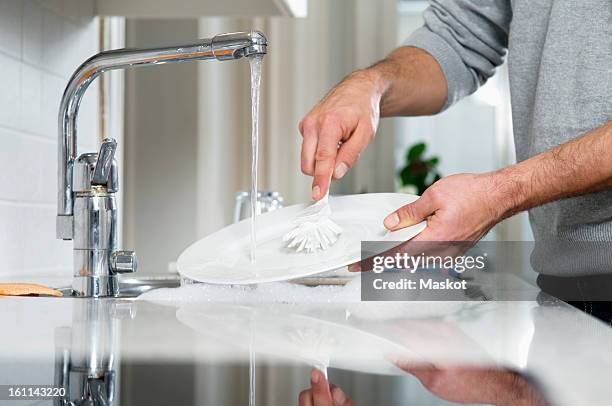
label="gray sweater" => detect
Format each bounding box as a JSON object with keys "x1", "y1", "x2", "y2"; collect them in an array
[{"x1": 406, "y1": 0, "x2": 612, "y2": 276}]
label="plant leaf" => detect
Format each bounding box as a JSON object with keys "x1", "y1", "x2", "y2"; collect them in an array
[
  {"x1": 427, "y1": 157, "x2": 440, "y2": 166},
  {"x1": 407, "y1": 142, "x2": 426, "y2": 161}
]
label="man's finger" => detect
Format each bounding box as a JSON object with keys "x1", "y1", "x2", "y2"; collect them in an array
[
  {"x1": 384, "y1": 194, "x2": 435, "y2": 231},
  {"x1": 312, "y1": 118, "x2": 343, "y2": 200},
  {"x1": 310, "y1": 369, "x2": 334, "y2": 405},
  {"x1": 333, "y1": 123, "x2": 371, "y2": 179},
  {"x1": 330, "y1": 385, "x2": 352, "y2": 406},
  {"x1": 299, "y1": 389, "x2": 314, "y2": 406},
  {"x1": 300, "y1": 117, "x2": 318, "y2": 175}
]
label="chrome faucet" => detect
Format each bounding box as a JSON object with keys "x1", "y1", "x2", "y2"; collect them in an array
[
  {"x1": 57, "y1": 31, "x2": 267, "y2": 297},
  {"x1": 54, "y1": 300, "x2": 134, "y2": 406}
]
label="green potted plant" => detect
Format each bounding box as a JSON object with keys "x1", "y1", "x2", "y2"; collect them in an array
[{"x1": 397, "y1": 142, "x2": 442, "y2": 195}]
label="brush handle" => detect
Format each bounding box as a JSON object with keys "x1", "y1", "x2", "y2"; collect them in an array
[
  {"x1": 314, "y1": 363, "x2": 329, "y2": 379},
  {"x1": 313, "y1": 191, "x2": 329, "y2": 206}
]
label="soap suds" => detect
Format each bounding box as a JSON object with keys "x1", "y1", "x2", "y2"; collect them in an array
[
  {"x1": 140, "y1": 278, "x2": 361, "y2": 305},
  {"x1": 139, "y1": 278, "x2": 468, "y2": 321}
]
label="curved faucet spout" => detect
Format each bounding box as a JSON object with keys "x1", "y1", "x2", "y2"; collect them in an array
[{"x1": 57, "y1": 31, "x2": 267, "y2": 239}]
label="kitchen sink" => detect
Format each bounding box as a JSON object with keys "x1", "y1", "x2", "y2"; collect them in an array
[
  {"x1": 58, "y1": 275, "x2": 182, "y2": 298},
  {"x1": 55, "y1": 274, "x2": 354, "y2": 299}
]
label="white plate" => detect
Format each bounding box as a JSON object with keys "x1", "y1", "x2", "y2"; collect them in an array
[
  {"x1": 177, "y1": 193, "x2": 426, "y2": 284},
  {"x1": 176, "y1": 304, "x2": 420, "y2": 376}
]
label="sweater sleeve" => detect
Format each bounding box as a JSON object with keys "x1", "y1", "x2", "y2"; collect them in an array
[{"x1": 405, "y1": 0, "x2": 512, "y2": 110}]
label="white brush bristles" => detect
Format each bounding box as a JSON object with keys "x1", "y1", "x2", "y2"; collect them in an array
[{"x1": 283, "y1": 193, "x2": 342, "y2": 253}]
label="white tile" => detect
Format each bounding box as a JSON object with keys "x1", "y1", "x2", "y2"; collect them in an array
[
  {"x1": 34, "y1": 0, "x2": 63, "y2": 16},
  {"x1": 56, "y1": 0, "x2": 95, "y2": 24},
  {"x1": 0, "y1": 204, "x2": 26, "y2": 273},
  {"x1": 22, "y1": 0, "x2": 44, "y2": 66},
  {"x1": 0, "y1": 0, "x2": 98, "y2": 279},
  {"x1": 41, "y1": 72, "x2": 66, "y2": 139},
  {"x1": 38, "y1": 139, "x2": 57, "y2": 203},
  {"x1": 60, "y1": 19, "x2": 81, "y2": 75},
  {"x1": 22, "y1": 206, "x2": 72, "y2": 272},
  {"x1": 0, "y1": 53, "x2": 22, "y2": 129},
  {"x1": 77, "y1": 0, "x2": 95, "y2": 22},
  {"x1": 0, "y1": 128, "x2": 51, "y2": 203},
  {"x1": 20, "y1": 63, "x2": 45, "y2": 136},
  {"x1": 0, "y1": 0, "x2": 22, "y2": 58},
  {"x1": 0, "y1": 203, "x2": 72, "y2": 276},
  {"x1": 0, "y1": 130, "x2": 28, "y2": 202},
  {"x1": 62, "y1": 18, "x2": 98, "y2": 77},
  {"x1": 61, "y1": 0, "x2": 81, "y2": 22},
  {"x1": 41, "y1": 7, "x2": 64, "y2": 77}
]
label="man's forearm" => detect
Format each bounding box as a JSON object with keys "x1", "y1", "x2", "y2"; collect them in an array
[
  {"x1": 496, "y1": 121, "x2": 612, "y2": 217},
  {"x1": 356, "y1": 46, "x2": 448, "y2": 117}
]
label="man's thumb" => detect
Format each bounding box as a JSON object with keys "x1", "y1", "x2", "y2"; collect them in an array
[{"x1": 384, "y1": 196, "x2": 434, "y2": 231}]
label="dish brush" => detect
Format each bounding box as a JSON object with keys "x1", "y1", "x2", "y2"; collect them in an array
[{"x1": 283, "y1": 192, "x2": 342, "y2": 253}]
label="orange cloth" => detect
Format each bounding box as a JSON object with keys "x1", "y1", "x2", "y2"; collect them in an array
[{"x1": 0, "y1": 283, "x2": 62, "y2": 297}]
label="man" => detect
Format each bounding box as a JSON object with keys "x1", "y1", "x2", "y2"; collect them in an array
[
  {"x1": 300, "y1": 0, "x2": 611, "y2": 318},
  {"x1": 298, "y1": 0, "x2": 610, "y2": 401}
]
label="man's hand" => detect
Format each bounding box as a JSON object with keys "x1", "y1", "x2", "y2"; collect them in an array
[
  {"x1": 298, "y1": 369, "x2": 354, "y2": 406},
  {"x1": 382, "y1": 120, "x2": 612, "y2": 240},
  {"x1": 397, "y1": 363, "x2": 549, "y2": 406},
  {"x1": 300, "y1": 47, "x2": 448, "y2": 201},
  {"x1": 299, "y1": 70, "x2": 382, "y2": 200},
  {"x1": 348, "y1": 172, "x2": 508, "y2": 272},
  {"x1": 383, "y1": 172, "x2": 515, "y2": 241}
]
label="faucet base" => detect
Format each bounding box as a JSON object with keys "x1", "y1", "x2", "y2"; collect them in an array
[{"x1": 72, "y1": 275, "x2": 119, "y2": 297}]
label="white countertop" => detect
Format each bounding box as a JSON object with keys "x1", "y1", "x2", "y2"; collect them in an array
[{"x1": 1, "y1": 282, "x2": 611, "y2": 405}]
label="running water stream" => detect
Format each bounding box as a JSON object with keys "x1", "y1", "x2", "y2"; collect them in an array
[
  {"x1": 249, "y1": 317, "x2": 256, "y2": 406},
  {"x1": 247, "y1": 54, "x2": 263, "y2": 406},
  {"x1": 248, "y1": 54, "x2": 263, "y2": 263}
]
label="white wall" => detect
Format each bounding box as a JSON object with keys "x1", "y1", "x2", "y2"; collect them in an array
[
  {"x1": 123, "y1": 19, "x2": 200, "y2": 275},
  {"x1": 0, "y1": 0, "x2": 99, "y2": 280}
]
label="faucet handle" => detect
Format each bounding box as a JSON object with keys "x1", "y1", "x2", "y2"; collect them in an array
[
  {"x1": 92, "y1": 138, "x2": 117, "y2": 186},
  {"x1": 110, "y1": 251, "x2": 138, "y2": 274},
  {"x1": 73, "y1": 139, "x2": 118, "y2": 193}
]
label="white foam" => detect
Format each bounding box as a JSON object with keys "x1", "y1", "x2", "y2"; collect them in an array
[
  {"x1": 139, "y1": 278, "x2": 470, "y2": 321},
  {"x1": 139, "y1": 278, "x2": 362, "y2": 305}
]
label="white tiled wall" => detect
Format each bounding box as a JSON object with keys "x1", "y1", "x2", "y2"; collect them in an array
[{"x1": 0, "y1": 0, "x2": 99, "y2": 279}]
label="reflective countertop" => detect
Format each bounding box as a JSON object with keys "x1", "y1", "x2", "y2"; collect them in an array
[{"x1": 1, "y1": 278, "x2": 611, "y2": 406}]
